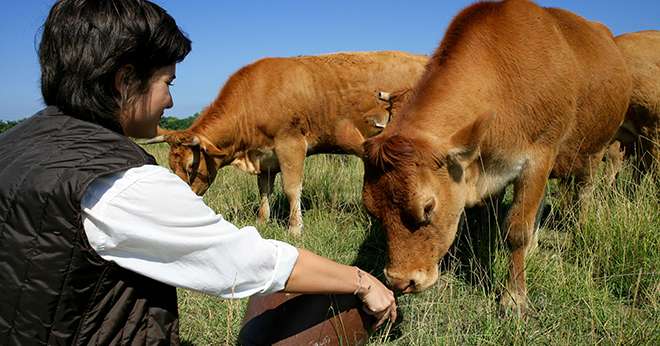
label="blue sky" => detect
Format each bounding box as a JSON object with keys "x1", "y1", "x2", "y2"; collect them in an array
[{"x1": 1, "y1": 1, "x2": 658, "y2": 121}]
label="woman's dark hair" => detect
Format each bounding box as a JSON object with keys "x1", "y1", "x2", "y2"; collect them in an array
[{"x1": 39, "y1": 0, "x2": 191, "y2": 129}]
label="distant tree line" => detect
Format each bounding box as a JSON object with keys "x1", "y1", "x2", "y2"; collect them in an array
[
  {"x1": 0, "y1": 120, "x2": 22, "y2": 134},
  {"x1": 159, "y1": 113, "x2": 199, "y2": 130},
  {"x1": 1, "y1": 114, "x2": 199, "y2": 134}
]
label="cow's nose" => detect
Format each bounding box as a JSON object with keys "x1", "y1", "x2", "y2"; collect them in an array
[
  {"x1": 384, "y1": 269, "x2": 418, "y2": 293},
  {"x1": 402, "y1": 280, "x2": 417, "y2": 293},
  {"x1": 385, "y1": 267, "x2": 439, "y2": 293}
]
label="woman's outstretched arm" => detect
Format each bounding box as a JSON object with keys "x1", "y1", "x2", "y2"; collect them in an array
[{"x1": 284, "y1": 248, "x2": 397, "y2": 328}]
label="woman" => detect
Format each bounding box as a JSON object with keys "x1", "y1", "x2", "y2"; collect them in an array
[{"x1": 0, "y1": 1, "x2": 396, "y2": 345}]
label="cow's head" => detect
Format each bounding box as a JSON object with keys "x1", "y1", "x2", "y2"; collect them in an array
[
  {"x1": 142, "y1": 129, "x2": 228, "y2": 195},
  {"x1": 361, "y1": 113, "x2": 491, "y2": 293},
  {"x1": 360, "y1": 89, "x2": 412, "y2": 137}
]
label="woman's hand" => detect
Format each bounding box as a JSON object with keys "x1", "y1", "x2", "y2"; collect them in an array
[{"x1": 354, "y1": 267, "x2": 397, "y2": 329}]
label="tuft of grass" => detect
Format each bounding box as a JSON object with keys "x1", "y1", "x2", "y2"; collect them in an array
[
  {"x1": 567, "y1": 167, "x2": 659, "y2": 306},
  {"x1": 143, "y1": 144, "x2": 659, "y2": 345}
]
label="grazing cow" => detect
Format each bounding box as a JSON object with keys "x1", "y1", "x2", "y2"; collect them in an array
[
  {"x1": 608, "y1": 30, "x2": 660, "y2": 180},
  {"x1": 361, "y1": 0, "x2": 631, "y2": 314},
  {"x1": 146, "y1": 51, "x2": 427, "y2": 235}
]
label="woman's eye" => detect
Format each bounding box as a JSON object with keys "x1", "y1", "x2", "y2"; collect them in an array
[{"x1": 167, "y1": 81, "x2": 175, "y2": 86}]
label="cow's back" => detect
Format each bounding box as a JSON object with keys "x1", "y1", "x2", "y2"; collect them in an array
[
  {"x1": 295, "y1": 51, "x2": 428, "y2": 148},
  {"x1": 198, "y1": 51, "x2": 427, "y2": 152},
  {"x1": 381, "y1": 0, "x2": 631, "y2": 179},
  {"x1": 541, "y1": 6, "x2": 631, "y2": 176},
  {"x1": 296, "y1": 51, "x2": 428, "y2": 96},
  {"x1": 614, "y1": 30, "x2": 660, "y2": 175},
  {"x1": 276, "y1": 51, "x2": 427, "y2": 124},
  {"x1": 616, "y1": 30, "x2": 660, "y2": 123}
]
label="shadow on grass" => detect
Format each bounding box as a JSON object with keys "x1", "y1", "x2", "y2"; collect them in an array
[
  {"x1": 252, "y1": 185, "x2": 365, "y2": 229},
  {"x1": 445, "y1": 194, "x2": 506, "y2": 292},
  {"x1": 250, "y1": 188, "x2": 319, "y2": 227},
  {"x1": 448, "y1": 189, "x2": 549, "y2": 291}
]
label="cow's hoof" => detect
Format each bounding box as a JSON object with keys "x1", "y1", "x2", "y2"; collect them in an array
[
  {"x1": 288, "y1": 224, "x2": 303, "y2": 237},
  {"x1": 498, "y1": 291, "x2": 529, "y2": 318},
  {"x1": 257, "y1": 206, "x2": 270, "y2": 224},
  {"x1": 256, "y1": 214, "x2": 269, "y2": 225},
  {"x1": 526, "y1": 229, "x2": 540, "y2": 255}
]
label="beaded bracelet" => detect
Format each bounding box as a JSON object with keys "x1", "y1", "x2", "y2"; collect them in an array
[{"x1": 353, "y1": 267, "x2": 372, "y2": 296}]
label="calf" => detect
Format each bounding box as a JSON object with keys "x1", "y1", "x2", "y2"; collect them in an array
[{"x1": 146, "y1": 51, "x2": 427, "y2": 235}]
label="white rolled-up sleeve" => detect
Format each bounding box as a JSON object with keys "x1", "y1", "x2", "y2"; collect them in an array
[{"x1": 81, "y1": 165, "x2": 299, "y2": 299}]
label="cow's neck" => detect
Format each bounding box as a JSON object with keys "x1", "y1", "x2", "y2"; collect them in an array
[
  {"x1": 399, "y1": 62, "x2": 499, "y2": 141},
  {"x1": 192, "y1": 109, "x2": 251, "y2": 162},
  {"x1": 462, "y1": 154, "x2": 528, "y2": 207},
  {"x1": 406, "y1": 63, "x2": 527, "y2": 206}
]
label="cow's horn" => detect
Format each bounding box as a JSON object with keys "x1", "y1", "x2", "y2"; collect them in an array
[
  {"x1": 378, "y1": 91, "x2": 391, "y2": 101},
  {"x1": 137, "y1": 135, "x2": 167, "y2": 145}
]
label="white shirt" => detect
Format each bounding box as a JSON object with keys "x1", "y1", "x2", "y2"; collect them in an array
[{"x1": 81, "y1": 164, "x2": 299, "y2": 299}]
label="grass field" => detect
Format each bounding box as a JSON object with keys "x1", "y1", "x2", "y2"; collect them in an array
[{"x1": 144, "y1": 143, "x2": 659, "y2": 345}]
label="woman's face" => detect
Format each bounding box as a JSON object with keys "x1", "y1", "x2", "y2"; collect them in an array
[{"x1": 120, "y1": 64, "x2": 176, "y2": 138}]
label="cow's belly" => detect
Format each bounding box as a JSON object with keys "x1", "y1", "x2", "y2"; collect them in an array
[{"x1": 230, "y1": 148, "x2": 280, "y2": 174}]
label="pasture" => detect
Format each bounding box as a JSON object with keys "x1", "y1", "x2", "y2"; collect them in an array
[{"x1": 144, "y1": 143, "x2": 658, "y2": 345}]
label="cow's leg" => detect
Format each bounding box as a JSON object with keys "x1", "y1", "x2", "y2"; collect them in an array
[
  {"x1": 274, "y1": 136, "x2": 307, "y2": 236},
  {"x1": 603, "y1": 141, "x2": 625, "y2": 187},
  {"x1": 639, "y1": 125, "x2": 660, "y2": 178},
  {"x1": 572, "y1": 149, "x2": 607, "y2": 224},
  {"x1": 257, "y1": 170, "x2": 277, "y2": 224},
  {"x1": 528, "y1": 185, "x2": 549, "y2": 255},
  {"x1": 500, "y1": 152, "x2": 554, "y2": 316}
]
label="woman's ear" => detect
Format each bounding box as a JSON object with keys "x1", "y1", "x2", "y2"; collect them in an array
[{"x1": 114, "y1": 64, "x2": 135, "y2": 92}]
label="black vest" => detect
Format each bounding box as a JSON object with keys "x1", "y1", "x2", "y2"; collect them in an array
[{"x1": 0, "y1": 107, "x2": 179, "y2": 345}]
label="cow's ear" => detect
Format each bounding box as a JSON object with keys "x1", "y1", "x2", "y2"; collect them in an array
[
  {"x1": 379, "y1": 88, "x2": 410, "y2": 102},
  {"x1": 444, "y1": 113, "x2": 491, "y2": 183},
  {"x1": 197, "y1": 135, "x2": 226, "y2": 157},
  {"x1": 377, "y1": 91, "x2": 391, "y2": 102},
  {"x1": 389, "y1": 88, "x2": 413, "y2": 115},
  {"x1": 448, "y1": 112, "x2": 493, "y2": 162},
  {"x1": 390, "y1": 88, "x2": 411, "y2": 102}
]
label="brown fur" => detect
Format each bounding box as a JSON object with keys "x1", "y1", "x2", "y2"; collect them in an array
[
  {"x1": 361, "y1": 0, "x2": 631, "y2": 314},
  {"x1": 610, "y1": 30, "x2": 660, "y2": 179},
  {"x1": 163, "y1": 51, "x2": 427, "y2": 235}
]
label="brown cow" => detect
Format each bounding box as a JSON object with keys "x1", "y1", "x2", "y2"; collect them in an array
[
  {"x1": 608, "y1": 30, "x2": 660, "y2": 181},
  {"x1": 361, "y1": 0, "x2": 631, "y2": 315},
  {"x1": 146, "y1": 51, "x2": 427, "y2": 235}
]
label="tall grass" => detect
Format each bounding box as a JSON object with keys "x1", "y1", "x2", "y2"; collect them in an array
[{"x1": 143, "y1": 144, "x2": 659, "y2": 345}]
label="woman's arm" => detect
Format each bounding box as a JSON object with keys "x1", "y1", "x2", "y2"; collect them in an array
[
  {"x1": 81, "y1": 164, "x2": 396, "y2": 327},
  {"x1": 284, "y1": 248, "x2": 397, "y2": 328},
  {"x1": 81, "y1": 165, "x2": 299, "y2": 299}
]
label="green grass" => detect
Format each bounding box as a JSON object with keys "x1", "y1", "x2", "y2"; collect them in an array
[{"x1": 144, "y1": 143, "x2": 659, "y2": 345}]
